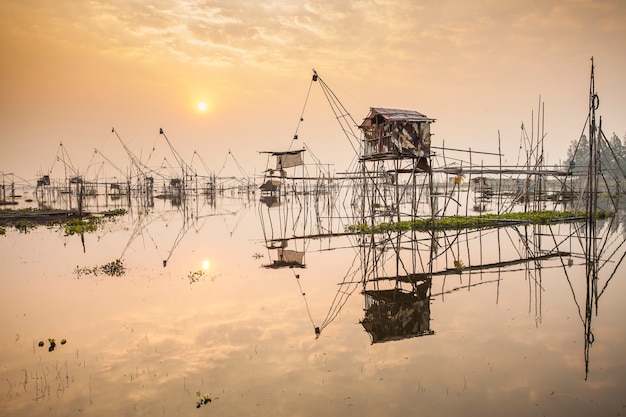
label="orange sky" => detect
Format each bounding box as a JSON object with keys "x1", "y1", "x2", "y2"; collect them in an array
[{"x1": 1, "y1": 0, "x2": 625, "y2": 181}]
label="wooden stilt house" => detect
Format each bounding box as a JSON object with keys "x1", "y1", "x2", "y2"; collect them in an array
[{"x1": 359, "y1": 107, "x2": 434, "y2": 172}]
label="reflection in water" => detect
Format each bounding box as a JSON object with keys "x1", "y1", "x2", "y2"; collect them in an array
[
  {"x1": 2, "y1": 186, "x2": 626, "y2": 416},
  {"x1": 560, "y1": 212, "x2": 626, "y2": 379},
  {"x1": 347, "y1": 210, "x2": 626, "y2": 379},
  {"x1": 256, "y1": 161, "x2": 626, "y2": 380},
  {"x1": 361, "y1": 279, "x2": 433, "y2": 343}
]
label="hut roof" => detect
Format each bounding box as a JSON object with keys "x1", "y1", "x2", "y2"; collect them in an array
[
  {"x1": 360, "y1": 107, "x2": 435, "y2": 127},
  {"x1": 258, "y1": 149, "x2": 305, "y2": 156}
]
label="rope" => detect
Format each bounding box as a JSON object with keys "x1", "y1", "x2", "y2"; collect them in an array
[
  {"x1": 288, "y1": 73, "x2": 316, "y2": 151},
  {"x1": 293, "y1": 271, "x2": 318, "y2": 335}
]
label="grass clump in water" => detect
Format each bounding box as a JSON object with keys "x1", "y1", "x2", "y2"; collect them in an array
[
  {"x1": 14, "y1": 220, "x2": 36, "y2": 233},
  {"x1": 75, "y1": 258, "x2": 126, "y2": 277},
  {"x1": 64, "y1": 217, "x2": 102, "y2": 235},
  {"x1": 64, "y1": 210, "x2": 126, "y2": 235}
]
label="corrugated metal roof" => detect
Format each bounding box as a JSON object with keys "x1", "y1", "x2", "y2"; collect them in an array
[{"x1": 361, "y1": 107, "x2": 435, "y2": 125}]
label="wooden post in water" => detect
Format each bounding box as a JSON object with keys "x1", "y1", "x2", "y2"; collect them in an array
[
  {"x1": 465, "y1": 149, "x2": 472, "y2": 217},
  {"x1": 498, "y1": 132, "x2": 503, "y2": 214}
]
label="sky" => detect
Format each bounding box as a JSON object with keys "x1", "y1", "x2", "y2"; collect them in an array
[{"x1": 1, "y1": 0, "x2": 625, "y2": 182}]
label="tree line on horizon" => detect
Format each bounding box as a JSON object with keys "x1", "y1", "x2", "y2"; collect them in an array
[{"x1": 565, "y1": 131, "x2": 626, "y2": 177}]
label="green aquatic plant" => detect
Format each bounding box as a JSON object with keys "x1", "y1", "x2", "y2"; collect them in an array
[
  {"x1": 187, "y1": 270, "x2": 205, "y2": 284},
  {"x1": 14, "y1": 220, "x2": 35, "y2": 233},
  {"x1": 195, "y1": 392, "x2": 212, "y2": 408},
  {"x1": 0, "y1": 226, "x2": 5, "y2": 235},
  {"x1": 64, "y1": 209, "x2": 126, "y2": 236},
  {"x1": 3, "y1": 207, "x2": 124, "y2": 235},
  {"x1": 75, "y1": 258, "x2": 126, "y2": 277},
  {"x1": 64, "y1": 217, "x2": 102, "y2": 235},
  {"x1": 64, "y1": 209, "x2": 126, "y2": 235},
  {"x1": 346, "y1": 210, "x2": 612, "y2": 234},
  {"x1": 37, "y1": 338, "x2": 67, "y2": 351},
  {"x1": 100, "y1": 259, "x2": 125, "y2": 276}
]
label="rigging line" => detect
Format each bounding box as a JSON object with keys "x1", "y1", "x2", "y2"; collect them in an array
[
  {"x1": 597, "y1": 243, "x2": 626, "y2": 298},
  {"x1": 222, "y1": 207, "x2": 246, "y2": 236},
  {"x1": 60, "y1": 142, "x2": 78, "y2": 176},
  {"x1": 228, "y1": 149, "x2": 251, "y2": 181},
  {"x1": 193, "y1": 150, "x2": 213, "y2": 177},
  {"x1": 599, "y1": 128, "x2": 626, "y2": 181},
  {"x1": 431, "y1": 146, "x2": 503, "y2": 157},
  {"x1": 598, "y1": 225, "x2": 626, "y2": 269},
  {"x1": 319, "y1": 275, "x2": 361, "y2": 332},
  {"x1": 293, "y1": 271, "x2": 318, "y2": 332},
  {"x1": 501, "y1": 226, "x2": 529, "y2": 265},
  {"x1": 164, "y1": 219, "x2": 192, "y2": 265},
  {"x1": 302, "y1": 142, "x2": 331, "y2": 178},
  {"x1": 120, "y1": 213, "x2": 151, "y2": 259},
  {"x1": 47, "y1": 143, "x2": 63, "y2": 176},
  {"x1": 288, "y1": 72, "x2": 316, "y2": 151},
  {"x1": 85, "y1": 147, "x2": 99, "y2": 177},
  {"x1": 159, "y1": 128, "x2": 193, "y2": 173},
  {"x1": 428, "y1": 229, "x2": 462, "y2": 264},
  {"x1": 319, "y1": 251, "x2": 363, "y2": 330},
  {"x1": 384, "y1": 230, "x2": 412, "y2": 279},
  {"x1": 317, "y1": 74, "x2": 360, "y2": 132},
  {"x1": 549, "y1": 224, "x2": 586, "y2": 324},
  {"x1": 119, "y1": 210, "x2": 167, "y2": 259},
  {"x1": 94, "y1": 149, "x2": 126, "y2": 177},
  {"x1": 112, "y1": 128, "x2": 150, "y2": 180},
  {"x1": 315, "y1": 75, "x2": 361, "y2": 156},
  {"x1": 216, "y1": 151, "x2": 231, "y2": 178},
  {"x1": 513, "y1": 225, "x2": 543, "y2": 271},
  {"x1": 144, "y1": 135, "x2": 160, "y2": 167}
]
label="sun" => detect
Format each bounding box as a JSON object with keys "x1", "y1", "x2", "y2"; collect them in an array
[{"x1": 197, "y1": 102, "x2": 208, "y2": 112}]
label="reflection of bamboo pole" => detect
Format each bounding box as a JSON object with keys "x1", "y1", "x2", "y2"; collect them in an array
[
  {"x1": 370, "y1": 251, "x2": 569, "y2": 283},
  {"x1": 496, "y1": 228, "x2": 502, "y2": 304},
  {"x1": 583, "y1": 58, "x2": 599, "y2": 380},
  {"x1": 465, "y1": 149, "x2": 472, "y2": 216}
]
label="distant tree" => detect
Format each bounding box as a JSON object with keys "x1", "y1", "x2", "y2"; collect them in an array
[
  {"x1": 608, "y1": 132, "x2": 626, "y2": 175},
  {"x1": 565, "y1": 132, "x2": 626, "y2": 176},
  {"x1": 565, "y1": 135, "x2": 589, "y2": 171}
]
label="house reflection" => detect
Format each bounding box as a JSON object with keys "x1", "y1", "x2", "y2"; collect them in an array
[
  {"x1": 356, "y1": 230, "x2": 436, "y2": 344},
  {"x1": 361, "y1": 279, "x2": 434, "y2": 343},
  {"x1": 263, "y1": 239, "x2": 306, "y2": 269},
  {"x1": 260, "y1": 195, "x2": 280, "y2": 208},
  {"x1": 356, "y1": 225, "x2": 565, "y2": 344}
]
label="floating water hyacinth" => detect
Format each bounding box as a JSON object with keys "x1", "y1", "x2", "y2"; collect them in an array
[
  {"x1": 345, "y1": 210, "x2": 610, "y2": 234},
  {"x1": 195, "y1": 392, "x2": 212, "y2": 408},
  {"x1": 75, "y1": 259, "x2": 125, "y2": 277},
  {"x1": 37, "y1": 338, "x2": 67, "y2": 351}
]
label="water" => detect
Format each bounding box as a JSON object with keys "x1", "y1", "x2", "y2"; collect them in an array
[{"x1": 1, "y1": 191, "x2": 626, "y2": 416}]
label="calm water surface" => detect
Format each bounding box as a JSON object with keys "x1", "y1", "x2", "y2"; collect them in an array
[{"x1": 1, "y1": 193, "x2": 626, "y2": 416}]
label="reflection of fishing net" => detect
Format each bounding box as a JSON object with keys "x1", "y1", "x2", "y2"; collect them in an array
[
  {"x1": 278, "y1": 249, "x2": 304, "y2": 265},
  {"x1": 264, "y1": 249, "x2": 305, "y2": 269}
]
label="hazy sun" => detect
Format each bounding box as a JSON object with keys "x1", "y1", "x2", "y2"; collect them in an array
[
  {"x1": 202, "y1": 260, "x2": 210, "y2": 270},
  {"x1": 197, "y1": 102, "x2": 208, "y2": 112}
]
